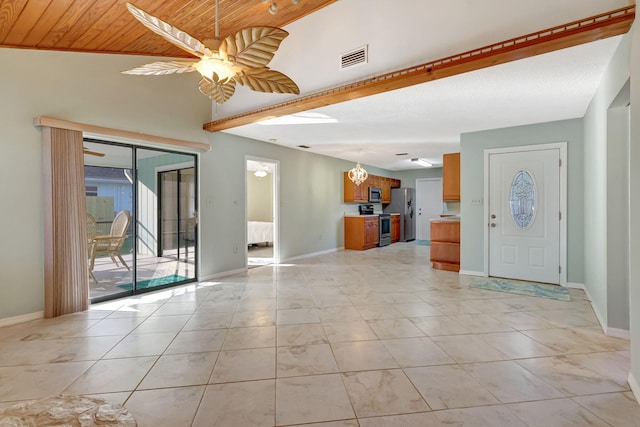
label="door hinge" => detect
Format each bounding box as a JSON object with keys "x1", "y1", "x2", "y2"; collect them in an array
[
  {"x1": 559, "y1": 266, "x2": 562, "y2": 274},
  {"x1": 559, "y1": 159, "x2": 562, "y2": 167},
  {"x1": 559, "y1": 211, "x2": 562, "y2": 220}
]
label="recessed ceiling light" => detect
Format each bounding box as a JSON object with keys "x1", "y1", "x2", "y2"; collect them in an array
[
  {"x1": 258, "y1": 112, "x2": 338, "y2": 126},
  {"x1": 411, "y1": 158, "x2": 433, "y2": 167}
]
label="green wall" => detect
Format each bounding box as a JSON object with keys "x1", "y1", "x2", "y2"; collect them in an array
[
  {"x1": 0, "y1": 48, "x2": 211, "y2": 319},
  {"x1": 247, "y1": 171, "x2": 274, "y2": 222}
]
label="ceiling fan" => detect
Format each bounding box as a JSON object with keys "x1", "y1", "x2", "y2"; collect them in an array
[{"x1": 122, "y1": 2, "x2": 300, "y2": 104}]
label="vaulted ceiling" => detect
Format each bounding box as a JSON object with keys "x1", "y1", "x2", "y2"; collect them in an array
[
  {"x1": 0, "y1": 0, "x2": 334, "y2": 57},
  {"x1": 1, "y1": 1, "x2": 635, "y2": 170}
]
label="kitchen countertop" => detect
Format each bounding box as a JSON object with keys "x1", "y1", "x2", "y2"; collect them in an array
[
  {"x1": 344, "y1": 214, "x2": 379, "y2": 218},
  {"x1": 431, "y1": 216, "x2": 461, "y2": 222}
]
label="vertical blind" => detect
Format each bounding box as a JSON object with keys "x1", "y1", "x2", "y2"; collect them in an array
[{"x1": 42, "y1": 127, "x2": 89, "y2": 317}]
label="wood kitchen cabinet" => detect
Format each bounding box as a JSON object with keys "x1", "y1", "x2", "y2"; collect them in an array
[
  {"x1": 390, "y1": 214, "x2": 400, "y2": 243},
  {"x1": 442, "y1": 153, "x2": 460, "y2": 201},
  {"x1": 430, "y1": 219, "x2": 460, "y2": 271},
  {"x1": 343, "y1": 172, "x2": 368, "y2": 203},
  {"x1": 344, "y1": 172, "x2": 401, "y2": 203},
  {"x1": 381, "y1": 178, "x2": 391, "y2": 204},
  {"x1": 344, "y1": 216, "x2": 379, "y2": 250}
]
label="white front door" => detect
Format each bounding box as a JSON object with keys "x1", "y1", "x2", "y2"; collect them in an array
[
  {"x1": 488, "y1": 148, "x2": 560, "y2": 284},
  {"x1": 416, "y1": 179, "x2": 442, "y2": 241}
]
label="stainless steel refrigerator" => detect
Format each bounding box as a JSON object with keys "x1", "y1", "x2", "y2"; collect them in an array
[{"x1": 383, "y1": 187, "x2": 416, "y2": 241}]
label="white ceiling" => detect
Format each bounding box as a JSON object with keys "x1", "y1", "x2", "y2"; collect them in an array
[{"x1": 216, "y1": 0, "x2": 629, "y2": 171}]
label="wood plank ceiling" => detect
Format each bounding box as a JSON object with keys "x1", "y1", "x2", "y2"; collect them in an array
[{"x1": 0, "y1": 0, "x2": 335, "y2": 57}]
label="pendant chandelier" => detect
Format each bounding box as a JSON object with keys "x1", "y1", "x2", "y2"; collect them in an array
[{"x1": 348, "y1": 151, "x2": 368, "y2": 186}]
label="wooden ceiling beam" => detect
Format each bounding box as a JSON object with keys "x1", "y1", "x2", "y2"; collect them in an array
[{"x1": 203, "y1": 5, "x2": 635, "y2": 133}]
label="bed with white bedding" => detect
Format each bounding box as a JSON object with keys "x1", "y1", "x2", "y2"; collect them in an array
[{"x1": 248, "y1": 221, "x2": 273, "y2": 245}]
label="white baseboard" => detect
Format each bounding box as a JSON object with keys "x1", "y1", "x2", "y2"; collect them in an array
[
  {"x1": 282, "y1": 247, "x2": 341, "y2": 263},
  {"x1": 606, "y1": 327, "x2": 630, "y2": 340},
  {"x1": 0, "y1": 311, "x2": 44, "y2": 327},
  {"x1": 566, "y1": 282, "x2": 585, "y2": 289},
  {"x1": 581, "y1": 285, "x2": 607, "y2": 335},
  {"x1": 629, "y1": 372, "x2": 640, "y2": 405},
  {"x1": 459, "y1": 270, "x2": 485, "y2": 277},
  {"x1": 200, "y1": 267, "x2": 247, "y2": 281}
]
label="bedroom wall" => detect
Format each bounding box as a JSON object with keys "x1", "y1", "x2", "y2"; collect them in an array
[{"x1": 247, "y1": 171, "x2": 273, "y2": 222}]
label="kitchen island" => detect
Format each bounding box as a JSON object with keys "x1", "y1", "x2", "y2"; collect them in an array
[{"x1": 430, "y1": 217, "x2": 460, "y2": 272}]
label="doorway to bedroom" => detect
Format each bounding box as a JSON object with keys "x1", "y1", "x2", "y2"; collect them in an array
[{"x1": 246, "y1": 157, "x2": 279, "y2": 268}]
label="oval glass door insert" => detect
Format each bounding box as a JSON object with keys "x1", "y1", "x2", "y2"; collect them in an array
[{"x1": 510, "y1": 170, "x2": 536, "y2": 229}]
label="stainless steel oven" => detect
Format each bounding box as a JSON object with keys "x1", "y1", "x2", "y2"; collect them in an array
[{"x1": 378, "y1": 214, "x2": 391, "y2": 246}]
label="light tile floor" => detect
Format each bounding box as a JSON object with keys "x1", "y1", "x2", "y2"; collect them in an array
[{"x1": 1, "y1": 243, "x2": 639, "y2": 426}]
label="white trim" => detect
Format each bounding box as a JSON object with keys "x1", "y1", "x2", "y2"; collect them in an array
[
  {"x1": 282, "y1": 247, "x2": 341, "y2": 263},
  {"x1": 580, "y1": 287, "x2": 630, "y2": 340},
  {"x1": 566, "y1": 282, "x2": 585, "y2": 289},
  {"x1": 35, "y1": 116, "x2": 211, "y2": 152},
  {"x1": 629, "y1": 373, "x2": 640, "y2": 405},
  {"x1": 245, "y1": 156, "x2": 280, "y2": 266},
  {"x1": 0, "y1": 311, "x2": 44, "y2": 327},
  {"x1": 200, "y1": 267, "x2": 248, "y2": 281},
  {"x1": 459, "y1": 270, "x2": 486, "y2": 277},
  {"x1": 606, "y1": 327, "x2": 630, "y2": 340},
  {"x1": 483, "y1": 142, "x2": 567, "y2": 286},
  {"x1": 582, "y1": 285, "x2": 607, "y2": 336}
]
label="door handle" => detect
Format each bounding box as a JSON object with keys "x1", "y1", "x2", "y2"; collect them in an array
[{"x1": 490, "y1": 223, "x2": 497, "y2": 228}]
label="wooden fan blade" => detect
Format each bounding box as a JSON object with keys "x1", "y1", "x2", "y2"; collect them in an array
[
  {"x1": 221, "y1": 27, "x2": 289, "y2": 68},
  {"x1": 199, "y1": 78, "x2": 236, "y2": 104},
  {"x1": 126, "y1": 2, "x2": 210, "y2": 58},
  {"x1": 83, "y1": 148, "x2": 105, "y2": 157},
  {"x1": 234, "y1": 67, "x2": 300, "y2": 94},
  {"x1": 122, "y1": 60, "x2": 197, "y2": 75}
]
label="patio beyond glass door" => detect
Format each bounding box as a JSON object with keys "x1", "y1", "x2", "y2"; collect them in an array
[
  {"x1": 136, "y1": 150, "x2": 197, "y2": 291},
  {"x1": 85, "y1": 141, "x2": 197, "y2": 302},
  {"x1": 159, "y1": 168, "x2": 196, "y2": 263},
  {"x1": 84, "y1": 141, "x2": 134, "y2": 301}
]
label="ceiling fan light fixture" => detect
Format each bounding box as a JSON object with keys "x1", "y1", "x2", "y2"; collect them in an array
[
  {"x1": 122, "y1": 2, "x2": 300, "y2": 104},
  {"x1": 193, "y1": 56, "x2": 237, "y2": 83}
]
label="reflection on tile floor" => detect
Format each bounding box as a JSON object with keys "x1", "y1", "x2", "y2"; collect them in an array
[
  {"x1": 0, "y1": 243, "x2": 638, "y2": 426},
  {"x1": 89, "y1": 253, "x2": 196, "y2": 300}
]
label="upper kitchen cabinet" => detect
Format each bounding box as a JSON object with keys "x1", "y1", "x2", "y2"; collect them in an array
[
  {"x1": 344, "y1": 172, "x2": 368, "y2": 203},
  {"x1": 344, "y1": 172, "x2": 401, "y2": 203},
  {"x1": 442, "y1": 153, "x2": 460, "y2": 201}
]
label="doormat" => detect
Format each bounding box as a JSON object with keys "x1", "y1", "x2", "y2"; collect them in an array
[
  {"x1": 470, "y1": 277, "x2": 571, "y2": 301},
  {"x1": 415, "y1": 240, "x2": 430, "y2": 246},
  {"x1": 118, "y1": 274, "x2": 191, "y2": 291}
]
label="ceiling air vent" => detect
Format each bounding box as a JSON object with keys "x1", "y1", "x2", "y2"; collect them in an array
[
  {"x1": 340, "y1": 45, "x2": 368, "y2": 70},
  {"x1": 298, "y1": 145, "x2": 311, "y2": 149}
]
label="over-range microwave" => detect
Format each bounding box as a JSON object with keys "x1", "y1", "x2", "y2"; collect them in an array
[{"x1": 368, "y1": 187, "x2": 382, "y2": 203}]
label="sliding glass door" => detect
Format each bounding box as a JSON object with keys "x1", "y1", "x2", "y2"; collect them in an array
[
  {"x1": 136, "y1": 149, "x2": 197, "y2": 292},
  {"x1": 84, "y1": 140, "x2": 197, "y2": 302}
]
